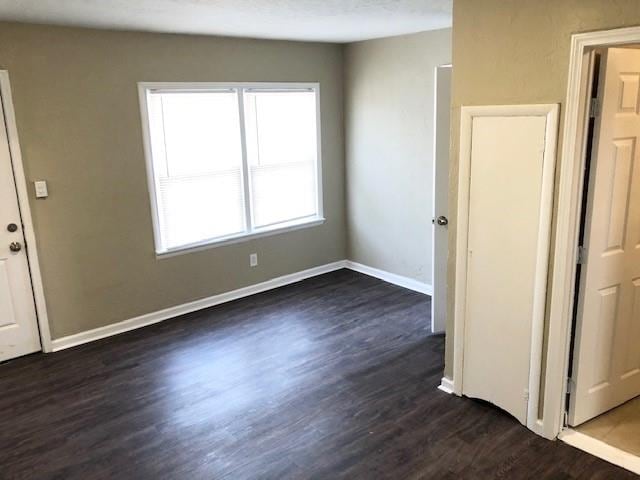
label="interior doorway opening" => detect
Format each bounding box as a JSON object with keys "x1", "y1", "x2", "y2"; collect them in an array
[{"x1": 560, "y1": 44, "x2": 640, "y2": 475}]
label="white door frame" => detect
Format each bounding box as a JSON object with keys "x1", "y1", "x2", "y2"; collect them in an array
[
  {"x1": 452, "y1": 104, "x2": 558, "y2": 436},
  {"x1": 0, "y1": 70, "x2": 52, "y2": 353},
  {"x1": 431, "y1": 63, "x2": 452, "y2": 334},
  {"x1": 545, "y1": 26, "x2": 640, "y2": 441}
]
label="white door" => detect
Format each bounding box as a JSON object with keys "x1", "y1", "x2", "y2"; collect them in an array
[
  {"x1": 462, "y1": 113, "x2": 551, "y2": 425},
  {"x1": 432, "y1": 65, "x2": 451, "y2": 334},
  {"x1": 0, "y1": 90, "x2": 41, "y2": 362},
  {"x1": 568, "y1": 48, "x2": 640, "y2": 426}
]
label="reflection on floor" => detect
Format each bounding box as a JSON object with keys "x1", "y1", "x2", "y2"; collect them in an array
[
  {"x1": 577, "y1": 396, "x2": 640, "y2": 456},
  {"x1": 1, "y1": 270, "x2": 636, "y2": 478}
]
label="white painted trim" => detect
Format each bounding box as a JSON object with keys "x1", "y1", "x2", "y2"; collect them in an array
[
  {"x1": 559, "y1": 429, "x2": 640, "y2": 475},
  {"x1": 0, "y1": 71, "x2": 52, "y2": 353},
  {"x1": 138, "y1": 81, "x2": 320, "y2": 91},
  {"x1": 50, "y1": 259, "x2": 433, "y2": 352},
  {"x1": 546, "y1": 26, "x2": 640, "y2": 442},
  {"x1": 237, "y1": 81, "x2": 253, "y2": 233},
  {"x1": 137, "y1": 81, "x2": 324, "y2": 257},
  {"x1": 156, "y1": 217, "x2": 325, "y2": 259},
  {"x1": 453, "y1": 104, "x2": 559, "y2": 436},
  {"x1": 314, "y1": 82, "x2": 324, "y2": 224},
  {"x1": 438, "y1": 377, "x2": 455, "y2": 394},
  {"x1": 344, "y1": 261, "x2": 432, "y2": 295},
  {"x1": 137, "y1": 82, "x2": 164, "y2": 255},
  {"x1": 52, "y1": 260, "x2": 347, "y2": 351}
]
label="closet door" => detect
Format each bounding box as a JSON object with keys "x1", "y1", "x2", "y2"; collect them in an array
[{"x1": 457, "y1": 105, "x2": 557, "y2": 427}]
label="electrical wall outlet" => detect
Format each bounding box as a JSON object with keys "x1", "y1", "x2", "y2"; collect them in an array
[{"x1": 249, "y1": 253, "x2": 258, "y2": 267}]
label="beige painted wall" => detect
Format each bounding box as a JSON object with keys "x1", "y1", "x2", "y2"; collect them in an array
[
  {"x1": 446, "y1": 1, "x2": 640, "y2": 378},
  {"x1": 0, "y1": 22, "x2": 346, "y2": 339},
  {"x1": 344, "y1": 29, "x2": 451, "y2": 284}
]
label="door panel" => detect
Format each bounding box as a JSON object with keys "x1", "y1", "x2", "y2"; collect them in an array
[
  {"x1": 625, "y1": 279, "x2": 640, "y2": 374},
  {"x1": 462, "y1": 114, "x2": 547, "y2": 425},
  {"x1": 432, "y1": 65, "x2": 451, "y2": 334},
  {"x1": 0, "y1": 89, "x2": 40, "y2": 362},
  {"x1": 569, "y1": 48, "x2": 640, "y2": 426},
  {"x1": 0, "y1": 260, "x2": 17, "y2": 327},
  {"x1": 605, "y1": 139, "x2": 633, "y2": 251}
]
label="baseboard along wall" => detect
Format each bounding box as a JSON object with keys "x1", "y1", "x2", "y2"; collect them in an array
[
  {"x1": 51, "y1": 260, "x2": 433, "y2": 352},
  {"x1": 344, "y1": 261, "x2": 433, "y2": 295},
  {"x1": 438, "y1": 377, "x2": 455, "y2": 395}
]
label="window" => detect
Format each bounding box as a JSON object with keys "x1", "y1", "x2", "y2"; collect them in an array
[{"x1": 139, "y1": 83, "x2": 323, "y2": 255}]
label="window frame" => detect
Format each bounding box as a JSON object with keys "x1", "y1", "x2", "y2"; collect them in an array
[{"x1": 138, "y1": 82, "x2": 324, "y2": 257}]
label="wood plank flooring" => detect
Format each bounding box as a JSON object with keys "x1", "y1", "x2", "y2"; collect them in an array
[{"x1": 0, "y1": 269, "x2": 636, "y2": 479}]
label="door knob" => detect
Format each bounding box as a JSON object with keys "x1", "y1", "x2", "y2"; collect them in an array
[
  {"x1": 9, "y1": 241, "x2": 22, "y2": 252},
  {"x1": 436, "y1": 216, "x2": 449, "y2": 226}
]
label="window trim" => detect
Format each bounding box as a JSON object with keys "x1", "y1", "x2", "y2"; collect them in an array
[{"x1": 138, "y1": 82, "x2": 324, "y2": 257}]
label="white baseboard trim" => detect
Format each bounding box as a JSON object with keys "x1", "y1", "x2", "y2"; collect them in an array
[
  {"x1": 51, "y1": 259, "x2": 433, "y2": 352},
  {"x1": 51, "y1": 260, "x2": 347, "y2": 352},
  {"x1": 344, "y1": 261, "x2": 433, "y2": 295},
  {"x1": 438, "y1": 377, "x2": 455, "y2": 394},
  {"x1": 559, "y1": 429, "x2": 640, "y2": 475}
]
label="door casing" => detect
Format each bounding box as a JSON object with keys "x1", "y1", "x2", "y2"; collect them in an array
[
  {"x1": 0, "y1": 70, "x2": 51, "y2": 353},
  {"x1": 546, "y1": 26, "x2": 640, "y2": 441}
]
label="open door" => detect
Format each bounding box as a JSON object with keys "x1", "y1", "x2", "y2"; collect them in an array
[
  {"x1": 0, "y1": 80, "x2": 41, "y2": 361},
  {"x1": 432, "y1": 64, "x2": 451, "y2": 334},
  {"x1": 568, "y1": 48, "x2": 640, "y2": 427}
]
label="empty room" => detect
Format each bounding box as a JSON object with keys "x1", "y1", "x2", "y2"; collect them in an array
[{"x1": 2, "y1": 1, "x2": 640, "y2": 479}]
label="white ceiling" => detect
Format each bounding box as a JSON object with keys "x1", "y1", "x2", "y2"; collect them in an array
[{"x1": 0, "y1": 0, "x2": 452, "y2": 43}]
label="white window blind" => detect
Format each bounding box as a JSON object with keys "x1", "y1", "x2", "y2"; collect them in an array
[
  {"x1": 244, "y1": 90, "x2": 318, "y2": 228},
  {"x1": 140, "y1": 84, "x2": 322, "y2": 254}
]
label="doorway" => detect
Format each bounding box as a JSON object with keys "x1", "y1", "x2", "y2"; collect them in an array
[
  {"x1": 541, "y1": 27, "x2": 640, "y2": 473},
  {"x1": 0, "y1": 71, "x2": 50, "y2": 360},
  {"x1": 568, "y1": 47, "x2": 640, "y2": 428},
  {"x1": 561, "y1": 45, "x2": 640, "y2": 474},
  {"x1": 431, "y1": 64, "x2": 451, "y2": 334}
]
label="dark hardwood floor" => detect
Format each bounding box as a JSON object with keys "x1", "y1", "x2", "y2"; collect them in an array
[{"x1": 0, "y1": 269, "x2": 635, "y2": 479}]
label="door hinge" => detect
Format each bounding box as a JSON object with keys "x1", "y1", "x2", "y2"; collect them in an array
[
  {"x1": 524, "y1": 389, "x2": 530, "y2": 401},
  {"x1": 576, "y1": 246, "x2": 587, "y2": 265},
  {"x1": 589, "y1": 97, "x2": 600, "y2": 118},
  {"x1": 566, "y1": 377, "x2": 574, "y2": 395}
]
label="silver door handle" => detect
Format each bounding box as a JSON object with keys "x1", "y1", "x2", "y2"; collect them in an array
[
  {"x1": 436, "y1": 216, "x2": 448, "y2": 226},
  {"x1": 9, "y1": 241, "x2": 22, "y2": 252}
]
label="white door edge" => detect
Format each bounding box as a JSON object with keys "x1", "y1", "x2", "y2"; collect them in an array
[
  {"x1": 0, "y1": 70, "x2": 52, "y2": 353},
  {"x1": 431, "y1": 63, "x2": 452, "y2": 334}
]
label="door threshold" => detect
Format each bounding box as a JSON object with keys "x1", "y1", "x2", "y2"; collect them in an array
[{"x1": 559, "y1": 428, "x2": 640, "y2": 475}]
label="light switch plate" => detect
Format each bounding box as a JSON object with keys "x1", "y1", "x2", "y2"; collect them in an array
[{"x1": 34, "y1": 180, "x2": 48, "y2": 198}]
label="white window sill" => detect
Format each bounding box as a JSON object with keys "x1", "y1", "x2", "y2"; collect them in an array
[{"x1": 156, "y1": 216, "x2": 325, "y2": 259}]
